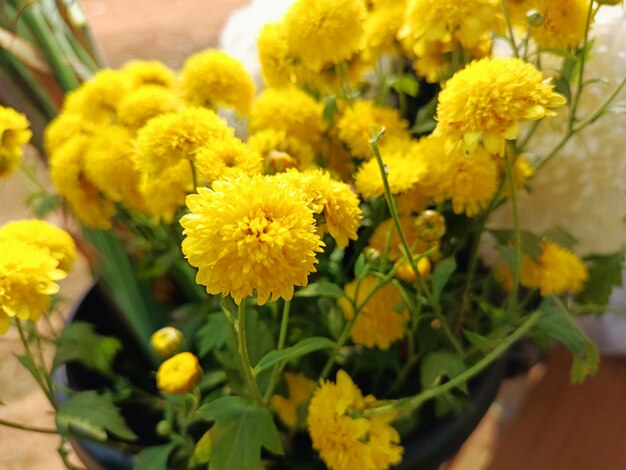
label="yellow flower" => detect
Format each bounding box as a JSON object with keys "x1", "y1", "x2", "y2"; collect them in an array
[
  {"x1": 337, "y1": 101, "x2": 410, "y2": 158},
  {"x1": 521, "y1": 241, "x2": 588, "y2": 296},
  {"x1": 249, "y1": 88, "x2": 326, "y2": 147},
  {"x1": 84, "y1": 125, "x2": 145, "y2": 210},
  {"x1": 195, "y1": 136, "x2": 263, "y2": 184},
  {"x1": 419, "y1": 136, "x2": 500, "y2": 217},
  {"x1": 0, "y1": 220, "x2": 76, "y2": 273},
  {"x1": 275, "y1": 168, "x2": 363, "y2": 249},
  {"x1": 0, "y1": 106, "x2": 31, "y2": 178},
  {"x1": 395, "y1": 256, "x2": 431, "y2": 283},
  {"x1": 272, "y1": 372, "x2": 316, "y2": 428},
  {"x1": 247, "y1": 129, "x2": 315, "y2": 171},
  {"x1": 354, "y1": 153, "x2": 423, "y2": 198},
  {"x1": 140, "y1": 160, "x2": 193, "y2": 223},
  {"x1": 361, "y1": 0, "x2": 406, "y2": 62},
  {"x1": 150, "y1": 327, "x2": 184, "y2": 358},
  {"x1": 307, "y1": 370, "x2": 403, "y2": 470},
  {"x1": 0, "y1": 239, "x2": 66, "y2": 324},
  {"x1": 156, "y1": 352, "x2": 202, "y2": 394},
  {"x1": 63, "y1": 69, "x2": 131, "y2": 124},
  {"x1": 181, "y1": 50, "x2": 255, "y2": 115},
  {"x1": 339, "y1": 276, "x2": 408, "y2": 349},
  {"x1": 180, "y1": 175, "x2": 324, "y2": 305},
  {"x1": 529, "y1": 0, "x2": 591, "y2": 49},
  {"x1": 399, "y1": 0, "x2": 501, "y2": 55},
  {"x1": 284, "y1": 0, "x2": 366, "y2": 72},
  {"x1": 44, "y1": 112, "x2": 97, "y2": 155},
  {"x1": 50, "y1": 136, "x2": 115, "y2": 229},
  {"x1": 117, "y1": 85, "x2": 182, "y2": 130},
  {"x1": 435, "y1": 58, "x2": 566, "y2": 156},
  {"x1": 134, "y1": 107, "x2": 233, "y2": 176},
  {"x1": 395, "y1": 185, "x2": 431, "y2": 215},
  {"x1": 368, "y1": 217, "x2": 432, "y2": 262},
  {"x1": 258, "y1": 22, "x2": 294, "y2": 88},
  {"x1": 121, "y1": 60, "x2": 177, "y2": 88}
]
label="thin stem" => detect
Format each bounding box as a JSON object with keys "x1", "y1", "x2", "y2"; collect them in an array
[
  {"x1": 504, "y1": 155, "x2": 522, "y2": 312},
  {"x1": 568, "y1": 0, "x2": 594, "y2": 133},
  {"x1": 499, "y1": 0, "x2": 520, "y2": 58},
  {"x1": 263, "y1": 301, "x2": 291, "y2": 402},
  {"x1": 370, "y1": 132, "x2": 463, "y2": 355},
  {"x1": 236, "y1": 299, "x2": 264, "y2": 405},
  {"x1": 365, "y1": 310, "x2": 541, "y2": 417},
  {"x1": 0, "y1": 417, "x2": 57, "y2": 434},
  {"x1": 574, "y1": 305, "x2": 626, "y2": 316},
  {"x1": 189, "y1": 160, "x2": 198, "y2": 189}
]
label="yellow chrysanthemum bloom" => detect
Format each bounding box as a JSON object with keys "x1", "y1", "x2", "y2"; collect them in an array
[
  {"x1": 249, "y1": 88, "x2": 326, "y2": 147},
  {"x1": 399, "y1": 0, "x2": 500, "y2": 55},
  {"x1": 0, "y1": 220, "x2": 76, "y2": 273},
  {"x1": 156, "y1": 352, "x2": 202, "y2": 394},
  {"x1": 275, "y1": 168, "x2": 363, "y2": 249},
  {"x1": 355, "y1": 153, "x2": 423, "y2": 198},
  {"x1": 63, "y1": 69, "x2": 131, "y2": 124},
  {"x1": 339, "y1": 276, "x2": 408, "y2": 349},
  {"x1": 419, "y1": 136, "x2": 500, "y2": 217},
  {"x1": 284, "y1": 0, "x2": 367, "y2": 72},
  {"x1": 181, "y1": 175, "x2": 324, "y2": 305},
  {"x1": 84, "y1": 125, "x2": 145, "y2": 210},
  {"x1": 368, "y1": 217, "x2": 432, "y2": 262},
  {"x1": 195, "y1": 136, "x2": 263, "y2": 184},
  {"x1": 0, "y1": 239, "x2": 66, "y2": 325},
  {"x1": 528, "y1": 0, "x2": 591, "y2": 49},
  {"x1": 435, "y1": 58, "x2": 566, "y2": 156},
  {"x1": 247, "y1": 129, "x2": 315, "y2": 171},
  {"x1": 337, "y1": 101, "x2": 410, "y2": 158},
  {"x1": 520, "y1": 241, "x2": 588, "y2": 296},
  {"x1": 50, "y1": 136, "x2": 115, "y2": 229},
  {"x1": 258, "y1": 22, "x2": 294, "y2": 88},
  {"x1": 0, "y1": 106, "x2": 31, "y2": 178},
  {"x1": 272, "y1": 372, "x2": 316, "y2": 428},
  {"x1": 121, "y1": 60, "x2": 177, "y2": 88},
  {"x1": 134, "y1": 107, "x2": 233, "y2": 176},
  {"x1": 140, "y1": 160, "x2": 193, "y2": 223},
  {"x1": 181, "y1": 50, "x2": 255, "y2": 115},
  {"x1": 117, "y1": 85, "x2": 182, "y2": 130},
  {"x1": 44, "y1": 112, "x2": 98, "y2": 155},
  {"x1": 361, "y1": 0, "x2": 406, "y2": 62},
  {"x1": 150, "y1": 327, "x2": 184, "y2": 358},
  {"x1": 308, "y1": 370, "x2": 403, "y2": 470}
]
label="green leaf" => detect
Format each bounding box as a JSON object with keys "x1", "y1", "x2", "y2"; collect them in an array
[
  {"x1": 134, "y1": 442, "x2": 177, "y2": 470},
  {"x1": 197, "y1": 313, "x2": 231, "y2": 357},
  {"x1": 254, "y1": 337, "x2": 335, "y2": 375},
  {"x1": 431, "y1": 258, "x2": 456, "y2": 304},
  {"x1": 190, "y1": 429, "x2": 213, "y2": 466},
  {"x1": 196, "y1": 396, "x2": 283, "y2": 470},
  {"x1": 27, "y1": 191, "x2": 60, "y2": 218},
  {"x1": 489, "y1": 229, "x2": 542, "y2": 260},
  {"x1": 15, "y1": 354, "x2": 41, "y2": 382},
  {"x1": 56, "y1": 391, "x2": 137, "y2": 441},
  {"x1": 463, "y1": 330, "x2": 501, "y2": 351},
  {"x1": 420, "y1": 351, "x2": 467, "y2": 391},
  {"x1": 388, "y1": 73, "x2": 420, "y2": 97},
  {"x1": 577, "y1": 253, "x2": 624, "y2": 306},
  {"x1": 53, "y1": 321, "x2": 121, "y2": 376},
  {"x1": 553, "y1": 76, "x2": 572, "y2": 102},
  {"x1": 544, "y1": 226, "x2": 578, "y2": 250},
  {"x1": 535, "y1": 298, "x2": 599, "y2": 383},
  {"x1": 354, "y1": 253, "x2": 369, "y2": 279},
  {"x1": 295, "y1": 281, "x2": 344, "y2": 299},
  {"x1": 323, "y1": 96, "x2": 338, "y2": 127},
  {"x1": 245, "y1": 310, "x2": 274, "y2": 366}
]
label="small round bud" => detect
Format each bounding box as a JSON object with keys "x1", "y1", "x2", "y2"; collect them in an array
[
  {"x1": 430, "y1": 319, "x2": 442, "y2": 330},
  {"x1": 156, "y1": 420, "x2": 172, "y2": 437},
  {"x1": 156, "y1": 352, "x2": 202, "y2": 394},
  {"x1": 526, "y1": 9, "x2": 545, "y2": 27},
  {"x1": 364, "y1": 247, "x2": 381, "y2": 262},
  {"x1": 151, "y1": 327, "x2": 184, "y2": 358},
  {"x1": 394, "y1": 256, "x2": 431, "y2": 283},
  {"x1": 415, "y1": 210, "x2": 446, "y2": 241}
]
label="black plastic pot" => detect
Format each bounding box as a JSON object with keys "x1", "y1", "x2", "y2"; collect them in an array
[{"x1": 60, "y1": 285, "x2": 504, "y2": 470}]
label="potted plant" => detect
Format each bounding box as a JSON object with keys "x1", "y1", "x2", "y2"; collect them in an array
[{"x1": 1, "y1": 0, "x2": 624, "y2": 469}]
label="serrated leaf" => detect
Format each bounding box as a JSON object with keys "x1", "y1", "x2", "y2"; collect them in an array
[
  {"x1": 431, "y1": 258, "x2": 456, "y2": 304},
  {"x1": 134, "y1": 442, "x2": 177, "y2": 470},
  {"x1": 535, "y1": 298, "x2": 599, "y2": 383},
  {"x1": 577, "y1": 253, "x2": 624, "y2": 306},
  {"x1": 56, "y1": 391, "x2": 137, "y2": 442},
  {"x1": 197, "y1": 313, "x2": 231, "y2": 357},
  {"x1": 53, "y1": 321, "x2": 121, "y2": 376},
  {"x1": 196, "y1": 396, "x2": 283, "y2": 470},
  {"x1": 420, "y1": 351, "x2": 467, "y2": 391},
  {"x1": 295, "y1": 281, "x2": 344, "y2": 299},
  {"x1": 254, "y1": 337, "x2": 335, "y2": 375}
]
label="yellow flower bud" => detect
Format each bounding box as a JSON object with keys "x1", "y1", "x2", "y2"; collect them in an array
[
  {"x1": 415, "y1": 210, "x2": 446, "y2": 242},
  {"x1": 151, "y1": 326, "x2": 184, "y2": 358},
  {"x1": 394, "y1": 256, "x2": 432, "y2": 283},
  {"x1": 156, "y1": 352, "x2": 202, "y2": 394}
]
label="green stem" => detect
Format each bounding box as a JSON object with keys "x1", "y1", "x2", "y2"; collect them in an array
[
  {"x1": 568, "y1": 0, "x2": 594, "y2": 133},
  {"x1": 365, "y1": 310, "x2": 541, "y2": 417},
  {"x1": 370, "y1": 132, "x2": 463, "y2": 355},
  {"x1": 263, "y1": 301, "x2": 291, "y2": 402},
  {"x1": 189, "y1": 160, "x2": 199, "y2": 189},
  {"x1": 236, "y1": 299, "x2": 264, "y2": 405},
  {"x1": 499, "y1": 0, "x2": 520, "y2": 58},
  {"x1": 0, "y1": 417, "x2": 57, "y2": 434},
  {"x1": 504, "y1": 154, "x2": 522, "y2": 312},
  {"x1": 574, "y1": 305, "x2": 626, "y2": 316}
]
